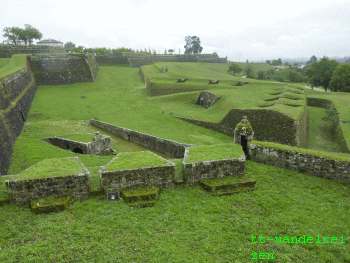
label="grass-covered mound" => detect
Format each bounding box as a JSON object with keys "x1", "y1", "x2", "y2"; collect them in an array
[
  {"x1": 0, "y1": 54, "x2": 27, "y2": 79},
  {"x1": 106, "y1": 151, "x2": 170, "y2": 171},
  {"x1": 11, "y1": 157, "x2": 86, "y2": 181},
  {"x1": 184, "y1": 144, "x2": 243, "y2": 163}
]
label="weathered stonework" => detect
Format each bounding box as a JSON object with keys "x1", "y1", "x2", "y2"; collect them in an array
[
  {"x1": 30, "y1": 53, "x2": 98, "y2": 85},
  {"x1": 250, "y1": 143, "x2": 350, "y2": 183},
  {"x1": 6, "y1": 172, "x2": 90, "y2": 206},
  {"x1": 100, "y1": 165, "x2": 175, "y2": 195},
  {"x1": 45, "y1": 134, "x2": 114, "y2": 155},
  {"x1": 90, "y1": 119, "x2": 191, "y2": 158},
  {"x1": 183, "y1": 147, "x2": 245, "y2": 185},
  {"x1": 196, "y1": 91, "x2": 220, "y2": 108},
  {"x1": 0, "y1": 57, "x2": 37, "y2": 175}
]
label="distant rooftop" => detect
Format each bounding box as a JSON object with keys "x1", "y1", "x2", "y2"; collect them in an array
[{"x1": 37, "y1": 39, "x2": 63, "y2": 44}]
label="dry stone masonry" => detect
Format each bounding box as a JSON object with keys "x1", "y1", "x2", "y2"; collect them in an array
[
  {"x1": 90, "y1": 119, "x2": 191, "y2": 158},
  {"x1": 6, "y1": 158, "x2": 90, "y2": 205},
  {"x1": 0, "y1": 57, "x2": 37, "y2": 175},
  {"x1": 250, "y1": 142, "x2": 350, "y2": 183},
  {"x1": 196, "y1": 91, "x2": 220, "y2": 108}
]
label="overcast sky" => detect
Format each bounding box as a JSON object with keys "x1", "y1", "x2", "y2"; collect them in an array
[{"x1": 1, "y1": 0, "x2": 350, "y2": 61}]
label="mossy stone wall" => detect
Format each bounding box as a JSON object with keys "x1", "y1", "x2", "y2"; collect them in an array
[
  {"x1": 0, "y1": 57, "x2": 37, "y2": 175},
  {"x1": 30, "y1": 54, "x2": 98, "y2": 85},
  {"x1": 250, "y1": 143, "x2": 350, "y2": 183}
]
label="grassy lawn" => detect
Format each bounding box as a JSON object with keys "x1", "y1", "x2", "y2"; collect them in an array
[
  {"x1": 184, "y1": 143, "x2": 243, "y2": 163},
  {"x1": 0, "y1": 162, "x2": 349, "y2": 262},
  {"x1": 105, "y1": 151, "x2": 170, "y2": 171},
  {"x1": 10, "y1": 157, "x2": 86, "y2": 181}
]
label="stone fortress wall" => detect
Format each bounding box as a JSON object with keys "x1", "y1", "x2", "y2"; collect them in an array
[
  {"x1": 30, "y1": 53, "x2": 98, "y2": 85},
  {"x1": 0, "y1": 57, "x2": 37, "y2": 175}
]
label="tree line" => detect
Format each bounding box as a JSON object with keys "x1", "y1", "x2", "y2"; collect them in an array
[
  {"x1": 228, "y1": 56, "x2": 350, "y2": 92},
  {"x1": 2, "y1": 25, "x2": 42, "y2": 45}
]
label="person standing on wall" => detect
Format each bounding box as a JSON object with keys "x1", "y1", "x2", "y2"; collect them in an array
[{"x1": 234, "y1": 116, "x2": 254, "y2": 160}]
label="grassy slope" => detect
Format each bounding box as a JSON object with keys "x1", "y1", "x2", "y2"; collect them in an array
[
  {"x1": 143, "y1": 62, "x2": 305, "y2": 122},
  {"x1": 0, "y1": 54, "x2": 27, "y2": 79},
  {"x1": 0, "y1": 162, "x2": 349, "y2": 262},
  {"x1": 306, "y1": 89, "x2": 350, "y2": 150},
  {"x1": 307, "y1": 106, "x2": 344, "y2": 152}
]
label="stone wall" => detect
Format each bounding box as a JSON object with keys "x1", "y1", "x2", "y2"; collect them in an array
[
  {"x1": 178, "y1": 108, "x2": 307, "y2": 146},
  {"x1": 45, "y1": 135, "x2": 113, "y2": 155},
  {"x1": 6, "y1": 173, "x2": 90, "y2": 205},
  {"x1": 196, "y1": 91, "x2": 220, "y2": 108},
  {"x1": 30, "y1": 53, "x2": 98, "y2": 85},
  {"x1": 96, "y1": 55, "x2": 129, "y2": 65},
  {"x1": 100, "y1": 165, "x2": 175, "y2": 194},
  {"x1": 0, "y1": 57, "x2": 37, "y2": 175},
  {"x1": 90, "y1": 119, "x2": 191, "y2": 158},
  {"x1": 183, "y1": 150, "x2": 245, "y2": 185},
  {"x1": 0, "y1": 45, "x2": 66, "y2": 58},
  {"x1": 128, "y1": 54, "x2": 228, "y2": 67},
  {"x1": 250, "y1": 142, "x2": 350, "y2": 183}
]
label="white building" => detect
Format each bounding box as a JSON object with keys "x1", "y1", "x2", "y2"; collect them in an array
[{"x1": 36, "y1": 39, "x2": 63, "y2": 47}]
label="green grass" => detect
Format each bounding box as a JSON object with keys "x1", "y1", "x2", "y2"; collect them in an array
[
  {"x1": 185, "y1": 143, "x2": 243, "y2": 163},
  {"x1": 0, "y1": 54, "x2": 27, "y2": 80},
  {"x1": 10, "y1": 157, "x2": 86, "y2": 181},
  {"x1": 307, "y1": 106, "x2": 345, "y2": 152},
  {"x1": 0, "y1": 58, "x2": 10, "y2": 68},
  {"x1": 105, "y1": 151, "x2": 171, "y2": 171},
  {"x1": 305, "y1": 90, "x2": 350, "y2": 151},
  {"x1": 253, "y1": 140, "x2": 350, "y2": 162},
  {"x1": 0, "y1": 162, "x2": 349, "y2": 262}
]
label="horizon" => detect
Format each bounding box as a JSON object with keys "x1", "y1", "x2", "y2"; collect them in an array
[{"x1": 1, "y1": 0, "x2": 350, "y2": 61}]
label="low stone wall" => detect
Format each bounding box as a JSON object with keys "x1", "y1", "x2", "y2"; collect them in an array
[
  {"x1": 250, "y1": 142, "x2": 350, "y2": 183},
  {"x1": 90, "y1": 119, "x2": 190, "y2": 158},
  {"x1": 0, "y1": 45, "x2": 66, "y2": 58},
  {"x1": 96, "y1": 55, "x2": 129, "y2": 65},
  {"x1": 183, "y1": 150, "x2": 245, "y2": 185},
  {"x1": 30, "y1": 53, "x2": 98, "y2": 85},
  {"x1": 0, "y1": 57, "x2": 37, "y2": 175},
  {"x1": 128, "y1": 54, "x2": 227, "y2": 67},
  {"x1": 45, "y1": 135, "x2": 113, "y2": 155},
  {"x1": 100, "y1": 165, "x2": 175, "y2": 194},
  {"x1": 6, "y1": 173, "x2": 90, "y2": 205}
]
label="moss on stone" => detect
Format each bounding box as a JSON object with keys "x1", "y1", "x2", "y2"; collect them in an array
[
  {"x1": 105, "y1": 151, "x2": 170, "y2": 171},
  {"x1": 184, "y1": 144, "x2": 243, "y2": 164},
  {"x1": 31, "y1": 196, "x2": 71, "y2": 214},
  {"x1": 253, "y1": 140, "x2": 350, "y2": 162},
  {"x1": 121, "y1": 186, "x2": 159, "y2": 202}
]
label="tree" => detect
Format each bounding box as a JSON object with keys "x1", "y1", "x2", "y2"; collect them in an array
[
  {"x1": 3, "y1": 26, "x2": 23, "y2": 45},
  {"x1": 168, "y1": 49, "x2": 174, "y2": 55},
  {"x1": 22, "y1": 24, "x2": 42, "y2": 45},
  {"x1": 306, "y1": 57, "x2": 338, "y2": 91},
  {"x1": 64, "y1": 41, "x2": 76, "y2": 50},
  {"x1": 2, "y1": 25, "x2": 42, "y2": 46},
  {"x1": 228, "y1": 63, "x2": 242, "y2": 75},
  {"x1": 307, "y1": 55, "x2": 318, "y2": 65},
  {"x1": 244, "y1": 63, "x2": 255, "y2": 78},
  {"x1": 184, "y1": 36, "x2": 203, "y2": 54},
  {"x1": 330, "y1": 64, "x2": 350, "y2": 92}
]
